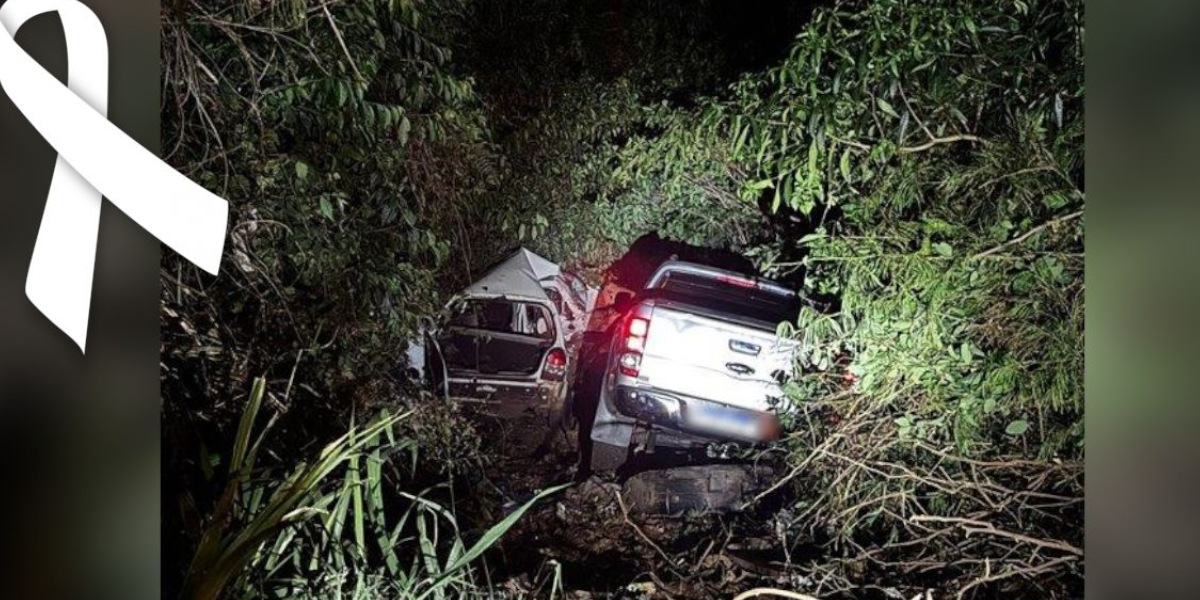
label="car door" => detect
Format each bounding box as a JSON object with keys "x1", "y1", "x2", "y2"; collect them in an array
[
  {"x1": 474, "y1": 300, "x2": 555, "y2": 377},
  {"x1": 438, "y1": 298, "x2": 554, "y2": 379},
  {"x1": 437, "y1": 299, "x2": 482, "y2": 375}
]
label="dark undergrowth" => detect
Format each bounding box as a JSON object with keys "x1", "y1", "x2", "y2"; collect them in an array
[{"x1": 162, "y1": 1, "x2": 1083, "y2": 598}]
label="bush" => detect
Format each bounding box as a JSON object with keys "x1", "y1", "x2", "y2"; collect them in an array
[{"x1": 531, "y1": 0, "x2": 1085, "y2": 595}]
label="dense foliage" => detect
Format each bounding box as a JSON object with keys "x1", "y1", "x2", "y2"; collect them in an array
[
  {"x1": 162, "y1": 0, "x2": 500, "y2": 405},
  {"x1": 504, "y1": 0, "x2": 1085, "y2": 593},
  {"x1": 564, "y1": 0, "x2": 1086, "y2": 455},
  {"x1": 452, "y1": 0, "x2": 816, "y2": 269},
  {"x1": 163, "y1": 0, "x2": 1084, "y2": 598},
  {"x1": 160, "y1": 1, "x2": 506, "y2": 596}
]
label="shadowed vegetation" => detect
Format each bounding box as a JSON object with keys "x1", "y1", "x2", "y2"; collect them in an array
[{"x1": 163, "y1": 0, "x2": 1083, "y2": 598}]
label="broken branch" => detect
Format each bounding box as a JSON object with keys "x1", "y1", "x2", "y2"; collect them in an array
[
  {"x1": 971, "y1": 209, "x2": 1084, "y2": 260},
  {"x1": 731, "y1": 588, "x2": 821, "y2": 600}
]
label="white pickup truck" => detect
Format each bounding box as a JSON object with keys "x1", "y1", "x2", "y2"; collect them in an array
[{"x1": 588, "y1": 260, "x2": 801, "y2": 472}]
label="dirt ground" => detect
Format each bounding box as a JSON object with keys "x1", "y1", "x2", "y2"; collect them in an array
[{"x1": 453, "y1": 390, "x2": 815, "y2": 600}]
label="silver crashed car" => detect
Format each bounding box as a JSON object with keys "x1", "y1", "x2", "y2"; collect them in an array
[{"x1": 416, "y1": 248, "x2": 596, "y2": 412}]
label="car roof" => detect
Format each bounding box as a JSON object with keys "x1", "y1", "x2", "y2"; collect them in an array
[{"x1": 460, "y1": 247, "x2": 560, "y2": 302}]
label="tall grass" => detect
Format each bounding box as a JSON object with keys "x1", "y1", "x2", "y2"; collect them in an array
[{"x1": 181, "y1": 378, "x2": 564, "y2": 600}]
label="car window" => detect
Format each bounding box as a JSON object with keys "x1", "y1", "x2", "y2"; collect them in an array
[
  {"x1": 521, "y1": 303, "x2": 555, "y2": 340},
  {"x1": 447, "y1": 301, "x2": 480, "y2": 328},
  {"x1": 449, "y1": 299, "x2": 554, "y2": 340},
  {"x1": 478, "y1": 300, "x2": 514, "y2": 331}
]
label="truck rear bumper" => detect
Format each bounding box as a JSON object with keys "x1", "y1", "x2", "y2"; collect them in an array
[{"x1": 591, "y1": 384, "x2": 781, "y2": 449}]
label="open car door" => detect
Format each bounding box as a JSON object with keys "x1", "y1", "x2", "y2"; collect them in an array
[
  {"x1": 437, "y1": 300, "x2": 480, "y2": 375},
  {"x1": 438, "y1": 298, "x2": 555, "y2": 379}
]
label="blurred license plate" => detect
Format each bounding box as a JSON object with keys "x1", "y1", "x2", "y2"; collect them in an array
[{"x1": 686, "y1": 401, "x2": 760, "y2": 438}]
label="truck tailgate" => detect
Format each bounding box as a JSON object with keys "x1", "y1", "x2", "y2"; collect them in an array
[{"x1": 638, "y1": 307, "x2": 793, "y2": 412}]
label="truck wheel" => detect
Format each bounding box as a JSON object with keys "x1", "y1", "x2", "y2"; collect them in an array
[
  {"x1": 590, "y1": 440, "x2": 629, "y2": 473},
  {"x1": 561, "y1": 387, "x2": 578, "y2": 431}
]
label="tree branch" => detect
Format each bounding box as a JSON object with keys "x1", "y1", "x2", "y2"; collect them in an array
[
  {"x1": 321, "y1": 1, "x2": 363, "y2": 82},
  {"x1": 971, "y1": 209, "x2": 1084, "y2": 260},
  {"x1": 909, "y1": 515, "x2": 1083, "y2": 556},
  {"x1": 732, "y1": 589, "x2": 821, "y2": 600},
  {"x1": 897, "y1": 134, "x2": 983, "y2": 154}
]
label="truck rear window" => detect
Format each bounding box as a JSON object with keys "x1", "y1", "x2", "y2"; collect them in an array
[{"x1": 651, "y1": 271, "x2": 799, "y2": 329}]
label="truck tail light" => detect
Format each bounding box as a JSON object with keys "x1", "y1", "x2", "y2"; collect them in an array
[
  {"x1": 628, "y1": 317, "x2": 650, "y2": 338},
  {"x1": 620, "y1": 316, "x2": 651, "y2": 376},
  {"x1": 543, "y1": 347, "x2": 567, "y2": 381},
  {"x1": 618, "y1": 352, "x2": 642, "y2": 377}
]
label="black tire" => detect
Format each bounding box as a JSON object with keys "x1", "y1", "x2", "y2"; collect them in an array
[
  {"x1": 561, "y1": 386, "x2": 578, "y2": 431},
  {"x1": 590, "y1": 440, "x2": 629, "y2": 473}
]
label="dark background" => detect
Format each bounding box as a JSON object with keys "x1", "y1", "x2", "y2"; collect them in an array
[{"x1": 0, "y1": 1, "x2": 159, "y2": 599}]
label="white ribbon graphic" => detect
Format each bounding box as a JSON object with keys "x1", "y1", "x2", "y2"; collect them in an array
[{"x1": 1, "y1": 0, "x2": 228, "y2": 352}]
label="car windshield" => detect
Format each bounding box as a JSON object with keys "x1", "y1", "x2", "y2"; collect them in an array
[
  {"x1": 649, "y1": 270, "x2": 799, "y2": 328},
  {"x1": 448, "y1": 299, "x2": 555, "y2": 340}
]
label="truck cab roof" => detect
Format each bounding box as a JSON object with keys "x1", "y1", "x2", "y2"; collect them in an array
[{"x1": 646, "y1": 260, "x2": 795, "y2": 298}]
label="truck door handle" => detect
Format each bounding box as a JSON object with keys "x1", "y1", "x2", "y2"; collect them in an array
[{"x1": 725, "y1": 362, "x2": 754, "y2": 376}]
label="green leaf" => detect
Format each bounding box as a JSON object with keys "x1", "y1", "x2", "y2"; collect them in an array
[
  {"x1": 350, "y1": 454, "x2": 365, "y2": 559},
  {"x1": 295, "y1": 161, "x2": 309, "y2": 180},
  {"x1": 422, "y1": 483, "x2": 570, "y2": 599},
  {"x1": 1044, "y1": 193, "x2": 1068, "y2": 210},
  {"x1": 839, "y1": 148, "x2": 852, "y2": 182},
  {"x1": 319, "y1": 197, "x2": 334, "y2": 220},
  {"x1": 798, "y1": 232, "x2": 826, "y2": 245},
  {"x1": 1006, "y1": 419, "x2": 1030, "y2": 436},
  {"x1": 933, "y1": 242, "x2": 953, "y2": 257},
  {"x1": 876, "y1": 97, "x2": 900, "y2": 119},
  {"x1": 398, "y1": 116, "x2": 411, "y2": 144},
  {"x1": 337, "y1": 81, "x2": 349, "y2": 107}
]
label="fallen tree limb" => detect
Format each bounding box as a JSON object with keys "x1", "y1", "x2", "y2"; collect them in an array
[
  {"x1": 971, "y1": 209, "x2": 1084, "y2": 260},
  {"x1": 897, "y1": 134, "x2": 983, "y2": 154},
  {"x1": 732, "y1": 588, "x2": 821, "y2": 600},
  {"x1": 955, "y1": 555, "x2": 1079, "y2": 600},
  {"x1": 909, "y1": 515, "x2": 1084, "y2": 556},
  {"x1": 831, "y1": 133, "x2": 983, "y2": 154}
]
